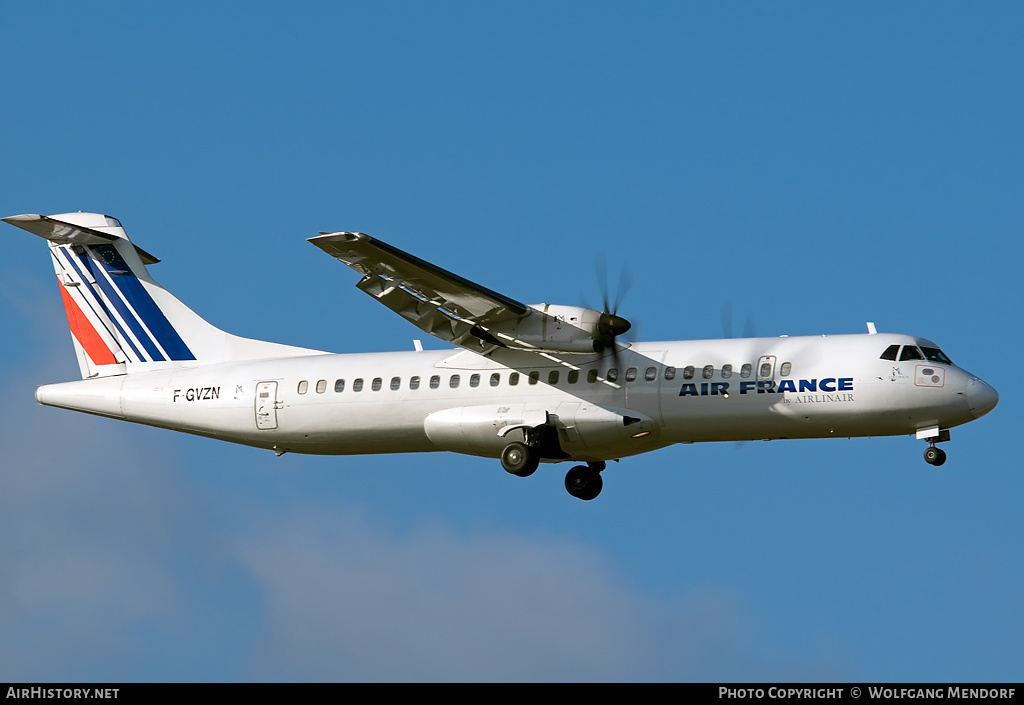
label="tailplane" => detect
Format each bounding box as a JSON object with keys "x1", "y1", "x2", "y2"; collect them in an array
[{"x1": 5, "y1": 212, "x2": 323, "y2": 379}]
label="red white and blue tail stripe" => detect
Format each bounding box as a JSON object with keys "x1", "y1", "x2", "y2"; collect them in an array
[
  {"x1": 51, "y1": 240, "x2": 196, "y2": 365},
  {"x1": 5, "y1": 213, "x2": 196, "y2": 378},
  {"x1": 5, "y1": 211, "x2": 325, "y2": 379}
]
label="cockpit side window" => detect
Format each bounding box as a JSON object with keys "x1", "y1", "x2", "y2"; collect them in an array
[
  {"x1": 921, "y1": 346, "x2": 953, "y2": 365},
  {"x1": 899, "y1": 345, "x2": 924, "y2": 361},
  {"x1": 880, "y1": 344, "x2": 900, "y2": 361}
]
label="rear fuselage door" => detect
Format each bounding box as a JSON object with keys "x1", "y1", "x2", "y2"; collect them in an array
[{"x1": 255, "y1": 381, "x2": 280, "y2": 430}]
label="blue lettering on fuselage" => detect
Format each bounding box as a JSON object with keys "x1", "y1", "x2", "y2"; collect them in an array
[
  {"x1": 678, "y1": 382, "x2": 731, "y2": 396},
  {"x1": 680, "y1": 378, "x2": 853, "y2": 397}
]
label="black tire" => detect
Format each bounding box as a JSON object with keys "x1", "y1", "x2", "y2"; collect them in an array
[
  {"x1": 924, "y1": 446, "x2": 947, "y2": 466},
  {"x1": 501, "y1": 442, "x2": 538, "y2": 477},
  {"x1": 565, "y1": 465, "x2": 603, "y2": 501}
]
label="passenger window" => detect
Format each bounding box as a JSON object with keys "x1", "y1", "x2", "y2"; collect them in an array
[
  {"x1": 549, "y1": 370, "x2": 559, "y2": 385},
  {"x1": 509, "y1": 372, "x2": 520, "y2": 386},
  {"x1": 625, "y1": 367, "x2": 637, "y2": 382},
  {"x1": 410, "y1": 376, "x2": 420, "y2": 390},
  {"x1": 316, "y1": 379, "x2": 327, "y2": 394},
  {"x1": 353, "y1": 378, "x2": 364, "y2": 392},
  {"x1": 568, "y1": 370, "x2": 579, "y2": 384},
  {"x1": 702, "y1": 365, "x2": 714, "y2": 379},
  {"x1": 645, "y1": 367, "x2": 657, "y2": 381},
  {"x1": 529, "y1": 371, "x2": 539, "y2": 385},
  {"x1": 450, "y1": 375, "x2": 461, "y2": 388},
  {"x1": 721, "y1": 364, "x2": 733, "y2": 379},
  {"x1": 429, "y1": 375, "x2": 440, "y2": 389},
  {"x1": 372, "y1": 377, "x2": 382, "y2": 391},
  {"x1": 780, "y1": 362, "x2": 792, "y2": 377},
  {"x1": 297, "y1": 380, "x2": 308, "y2": 394},
  {"x1": 587, "y1": 369, "x2": 599, "y2": 383},
  {"x1": 900, "y1": 346, "x2": 924, "y2": 361},
  {"x1": 390, "y1": 377, "x2": 401, "y2": 391},
  {"x1": 664, "y1": 366, "x2": 676, "y2": 381},
  {"x1": 334, "y1": 379, "x2": 345, "y2": 393},
  {"x1": 607, "y1": 368, "x2": 619, "y2": 382},
  {"x1": 490, "y1": 373, "x2": 500, "y2": 387},
  {"x1": 760, "y1": 363, "x2": 772, "y2": 377},
  {"x1": 683, "y1": 366, "x2": 695, "y2": 380},
  {"x1": 880, "y1": 344, "x2": 900, "y2": 361},
  {"x1": 470, "y1": 374, "x2": 480, "y2": 388},
  {"x1": 740, "y1": 364, "x2": 752, "y2": 378}
]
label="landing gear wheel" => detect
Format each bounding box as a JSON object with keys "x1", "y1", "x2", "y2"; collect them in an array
[
  {"x1": 924, "y1": 446, "x2": 947, "y2": 466},
  {"x1": 565, "y1": 465, "x2": 603, "y2": 501},
  {"x1": 501, "y1": 442, "x2": 538, "y2": 477}
]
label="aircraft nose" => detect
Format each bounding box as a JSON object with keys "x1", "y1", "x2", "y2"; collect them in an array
[{"x1": 967, "y1": 377, "x2": 998, "y2": 419}]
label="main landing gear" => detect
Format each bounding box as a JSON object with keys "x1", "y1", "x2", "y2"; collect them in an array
[
  {"x1": 500, "y1": 441, "x2": 606, "y2": 500},
  {"x1": 500, "y1": 441, "x2": 539, "y2": 477},
  {"x1": 564, "y1": 462, "x2": 605, "y2": 501}
]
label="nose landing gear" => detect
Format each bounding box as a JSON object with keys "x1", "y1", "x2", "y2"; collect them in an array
[
  {"x1": 924, "y1": 444, "x2": 947, "y2": 466},
  {"x1": 918, "y1": 427, "x2": 950, "y2": 467}
]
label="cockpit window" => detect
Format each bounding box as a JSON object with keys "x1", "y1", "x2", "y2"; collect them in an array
[
  {"x1": 920, "y1": 346, "x2": 953, "y2": 365},
  {"x1": 880, "y1": 344, "x2": 900, "y2": 361},
  {"x1": 899, "y1": 346, "x2": 924, "y2": 361}
]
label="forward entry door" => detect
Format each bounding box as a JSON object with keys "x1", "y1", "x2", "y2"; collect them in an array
[{"x1": 756, "y1": 355, "x2": 777, "y2": 392}]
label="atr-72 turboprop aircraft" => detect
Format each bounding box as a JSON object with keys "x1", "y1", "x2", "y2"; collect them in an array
[{"x1": 5, "y1": 212, "x2": 999, "y2": 500}]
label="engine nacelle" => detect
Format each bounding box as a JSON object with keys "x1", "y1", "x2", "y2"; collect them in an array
[{"x1": 490, "y1": 304, "x2": 604, "y2": 353}]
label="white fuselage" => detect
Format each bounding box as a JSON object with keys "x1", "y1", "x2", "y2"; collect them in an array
[{"x1": 34, "y1": 332, "x2": 995, "y2": 464}]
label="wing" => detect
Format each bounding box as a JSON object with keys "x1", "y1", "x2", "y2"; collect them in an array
[{"x1": 309, "y1": 232, "x2": 532, "y2": 350}]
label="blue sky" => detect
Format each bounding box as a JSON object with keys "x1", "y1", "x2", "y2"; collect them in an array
[{"x1": 1, "y1": 2, "x2": 1021, "y2": 682}]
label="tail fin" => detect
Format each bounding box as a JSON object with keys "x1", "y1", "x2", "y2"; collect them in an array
[{"x1": 5, "y1": 212, "x2": 323, "y2": 379}]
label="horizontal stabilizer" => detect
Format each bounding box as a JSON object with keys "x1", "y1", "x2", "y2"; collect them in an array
[{"x1": 4, "y1": 213, "x2": 160, "y2": 264}]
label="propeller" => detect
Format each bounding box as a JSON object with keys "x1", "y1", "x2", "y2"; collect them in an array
[
  {"x1": 721, "y1": 301, "x2": 755, "y2": 450},
  {"x1": 720, "y1": 301, "x2": 757, "y2": 339},
  {"x1": 593, "y1": 254, "x2": 633, "y2": 371}
]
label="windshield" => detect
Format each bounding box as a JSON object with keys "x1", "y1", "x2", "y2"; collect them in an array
[{"x1": 920, "y1": 346, "x2": 953, "y2": 364}]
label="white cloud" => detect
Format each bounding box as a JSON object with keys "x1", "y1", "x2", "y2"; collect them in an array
[
  {"x1": 232, "y1": 507, "x2": 764, "y2": 681},
  {"x1": 235, "y1": 511, "x2": 643, "y2": 681}
]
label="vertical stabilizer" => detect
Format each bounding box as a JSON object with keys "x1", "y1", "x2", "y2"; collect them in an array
[{"x1": 4, "y1": 212, "x2": 324, "y2": 379}]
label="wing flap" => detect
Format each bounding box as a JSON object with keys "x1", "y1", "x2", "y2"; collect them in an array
[{"x1": 310, "y1": 231, "x2": 530, "y2": 349}]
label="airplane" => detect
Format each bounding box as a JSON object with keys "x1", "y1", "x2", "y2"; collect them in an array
[{"x1": 4, "y1": 211, "x2": 999, "y2": 501}]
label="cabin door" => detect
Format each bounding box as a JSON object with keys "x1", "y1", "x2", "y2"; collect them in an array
[
  {"x1": 255, "y1": 381, "x2": 280, "y2": 430},
  {"x1": 756, "y1": 355, "x2": 777, "y2": 392}
]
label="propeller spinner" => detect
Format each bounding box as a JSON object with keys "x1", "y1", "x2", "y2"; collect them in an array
[{"x1": 594, "y1": 311, "x2": 631, "y2": 352}]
